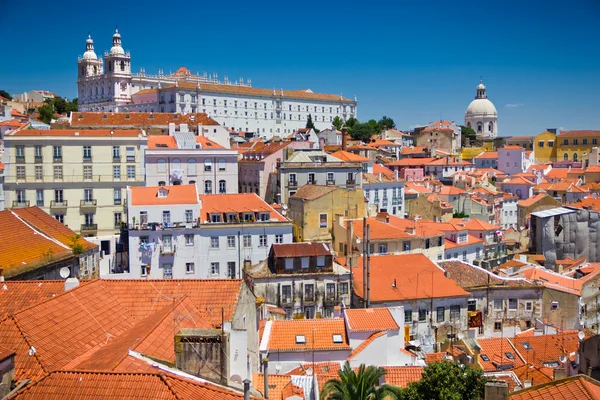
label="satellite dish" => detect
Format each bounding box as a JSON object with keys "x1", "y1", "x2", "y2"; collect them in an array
[
  {"x1": 306, "y1": 367, "x2": 313, "y2": 376},
  {"x1": 282, "y1": 204, "x2": 288, "y2": 210},
  {"x1": 578, "y1": 331, "x2": 586, "y2": 340},
  {"x1": 559, "y1": 355, "x2": 567, "y2": 363},
  {"x1": 59, "y1": 267, "x2": 70, "y2": 279}
]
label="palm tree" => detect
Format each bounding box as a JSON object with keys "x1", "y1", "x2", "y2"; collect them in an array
[{"x1": 320, "y1": 361, "x2": 404, "y2": 400}]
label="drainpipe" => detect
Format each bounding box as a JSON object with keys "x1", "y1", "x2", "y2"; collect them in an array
[
  {"x1": 243, "y1": 379, "x2": 251, "y2": 400},
  {"x1": 263, "y1": 357, "x2": 269, "y2": 399}
]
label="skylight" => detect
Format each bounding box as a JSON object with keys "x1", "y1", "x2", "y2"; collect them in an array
[
  {"x1": 522, "y1": 342, "x2": 533, "y2": 350},
  {"x1": 505, "y1": 352, "x2": 515, "y2": 360},
  {"x1": 295, "y1": 335, "x2": 306, "y2": 344},
  {"x1": 332, "y1": 334, "x2": 343, "y2": 344},
  {"x1": 480, "y1": 354, "x2": 490, "y2": 362}
]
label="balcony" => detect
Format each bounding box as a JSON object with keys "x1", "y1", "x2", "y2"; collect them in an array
[
  {"x1": 80, "y1": 199, "x2": 97, "y2": 208},
  {"x1": 53, "y1": 156, "x2": 62, "y2": 163},
  {"x1": 16, "y1": 156, "x2": 25, "y2": 163},
  {"x1": 308, "y1": 179, "x2": 317, "y2": 185},
  {"x1": 83, "y1": 156, "x2": 92, "y2": 163},
  {"x1": 113, "y1": 155, "x2": 121, "y2": 162},
  {"x1": 324, "y1": 295, "x2": 337, "y2": 305},
  {"x1": 34, "y1": 156, "x2": 43, "y2": 163},
  {"x1": 346, "y1": 179, "x2": 356, "y2": 187},
  {"x1": 160, "y1": 245, "x2": 176, "y2": 256},
  {"x1": 50, "y1": 200, "x2": 68, "y2": 209},
  {"x1": 326, "y1": 179, "x2": 336, "y2": 185},
  {"x1": 288, "y1": 180, "x2": 298, "y2": 189},
  {"x1": 81, "y1": 224, "x2": 98, "y2": 234},
  {"x1": 303, "y1": 294, "x2": 315, "y2": 304},
  {"x1": 126, "y1": 156, "x2": 135, "y2": 162},
  {"x1": 12, "y1": 201, "x2": 30, "y2": 208},
  {"x1": 280, "y1": 297, "x2": 293, "y2": 307}
]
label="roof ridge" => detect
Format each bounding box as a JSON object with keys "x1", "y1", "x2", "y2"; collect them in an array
[
  {"x1": 347, "y1": 331, "x2": 386, "y2": 360},
  {"x1": 8, "y1": 315, "x2": 48, "y2": 374},
  {"x1": 158, "y1": 372, "x2": 184, "y2": 400}
]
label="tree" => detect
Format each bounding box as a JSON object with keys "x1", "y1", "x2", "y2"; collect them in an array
[
  {"x1": 0, "y1": 89, "x2": 12, "y2": 100},
  {"x1": 453, "y1": 211, "x2": 470, "y2": 218},
  {"x1": 332, "y1": 116, "x2": 344, "y2": 131},
  {"x1": 401, "y1": 362, "x2": 487, "y2": 400},
  {"x1": 306, "y1": 113, "x2": 319, "y2": 133},
  {"x1": 378, "y1": 116, "x2": 396, "y2": 130},
  {"x1": 321, "y1": 362, "x2": 404, "y2": 400},
  {"x1": 368, "y1": 119, "x2": 380, "y2": 134},
  {"x1": 460, "y1": 125, "x2": 477, "y2": 138},
  {"x1": 350, "y1": 122, "x2": 376, "y2": 142},
  {"x1": 344, "y1": 117, "x2": 358, "y2": 130},
  {"x1": 37, "y1": 104, "x2": 54, "y2": 124}
]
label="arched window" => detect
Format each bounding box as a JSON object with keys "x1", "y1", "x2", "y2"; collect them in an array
[
  {"x1": 157, "y1": 159, "x2": 166, "y2": 173},
  {"x1": 120, "y1": 61, "x2": 125, "y2": 71},
  {"x1": 172, "y1": 159, "x2": 181, "y2": 170},
  {"x1": 204, "y1": 159, "x2": 212, "y2": 172},
  {"x1": 188, "y1": 159, "x2": 196, "y2": 176},
  {"x1": 219, "y1": 180, "x2": 226, "y2": 194},
  {"x1": 93, "y1": 66, "x2": 97, "y2": 74},
  {"x1": 189, "y1": 180, "x2": 196, "y2": 184},
  {"x1": 488, "y1": 122, "x2": 494, "y2": 132},
  {"x1": 205, "y1": 180, "x2": 213, "y2": 194},
  {"x1": 172, "y1": 180, "x2": 181, "y2": 185},
  {"x1": 477, "y1": 122, "x2": 483, "y2": 133},
  {"x1": 564, "y1": 153, "x2": 569, "y2": 161},
  {"x1": 573, "y1": 153, "x2": 578, "y2": 162},
  {"x1": 158, "y1": 181, "x2": 166, "y2": 186},
  {"x1": 95, "y1": 87, "x2": 98, "y2": 95},
  {"x1": 218, "y1": 159, "x2": 226, "y2": 171}
]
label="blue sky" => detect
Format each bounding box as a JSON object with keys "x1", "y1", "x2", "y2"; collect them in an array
[{"x1": 1, "y1": 0, "x2": 599, "y2": 136}]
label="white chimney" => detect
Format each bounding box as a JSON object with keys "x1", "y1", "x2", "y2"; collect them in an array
[{"x1": 394, "y1": 169, "x2": 399, "y2": 181}]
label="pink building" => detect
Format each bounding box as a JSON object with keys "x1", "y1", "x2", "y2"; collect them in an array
[{"x1": 498, "y1": 146, "x2": 526, "y2": 176}]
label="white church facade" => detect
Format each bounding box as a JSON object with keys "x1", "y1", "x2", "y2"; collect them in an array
[
  {"x1": 77, "y1": 30, "x2": 357, "y2": 138},
  {"x1": 464, "y1": 81, "x2": 498, "y2": 139}
]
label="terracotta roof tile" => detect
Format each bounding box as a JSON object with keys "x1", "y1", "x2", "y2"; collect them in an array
[
  {"x1": 252, "y1": 373, "x2": 304, "y2": 399},
  {"x1": 130, "y1": 184, "x2": 199, "y2": 206},
  {"x1": 510, "y1": 364, "x2": 553, "y2": 387},
  {"x1": 383, "y1": 366, "x2": 424, "y2": 387},
  {"x1": 199, "y1": 193, "x2": 286, "y2": 222},
  {"x1": 558, "y1": 130, "x2": 600, "y2": 138},
  {"x1": 352, "y1": 254, "x2": 470, "y2": 302},
  {"x1": 509, "y1": 375, "x2": 600, "y2": 399},
  {"x1": 0, "y1": 281, "x2": 66, "y2": 319},
  {"x1": 439, "y1": 260, "x2": 536, "y2": 289},
  {"x1": 266, "y1": 319, "x2": 351, "y2": 352},
  {"x1": 387, "y1": 158, "x2": 435, "y2": 167},
  {"x1": 511, "y1": 332, "x2": 583, "y2": 369},
  {"x1": 477, "y1": 337, "x2": 525, "y2": 372},
  {"x1": 444, "y1": 235, "x2": 484, "y2": 249},
  {"x1": 6, "y1": 129, "x2": 145, "y2": 137},
  {"x1": 476, "y1": 151, "x2": 499, "y2": 159},
  {"x1": 330, "y1": 150, "x2": 371, "y2": 162},
  {"x1": 290, "y1": 184, "x2": 339, "y2": 201},
  {"x1": 71, "y1": 112, "x2": 219, "y2": 127},
  {"x1": 518, "y1": 267, "x2": 581, "y2": 295},
  {"x1": 344, "y1": 308, "x2": 399, "y2": 332},
  {"x1": 271, "y1": 242, "x2": 330, "y2": 258}
]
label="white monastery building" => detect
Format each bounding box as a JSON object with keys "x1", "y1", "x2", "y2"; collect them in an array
[
  {"x1": 464, "y1": 81, "x2": 498, "y2": 139},
  {"x1": 77, "y1": 30, "x2": 357, "y2": 137}
]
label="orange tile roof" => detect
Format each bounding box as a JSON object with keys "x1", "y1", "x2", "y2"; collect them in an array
[
  {"x1": 352, "y1": 254, "x2": 470, "y2": 302},
  {"x1": 131, "y1": 88, "x2": 157, "y2": 96},
  {"x1": 344, "y1": 308, "x2": 399, "y2": 332},
  {"x1": 147, "y1": 135, "x2": 177, "y2": 148},
  {"x1": 0, "y1": 207, "x2": 97, "y2": 278},
  {"x1": 387, "y1": 158, "x2": 435, "y2": 166},
  {"x1": 475, "y1": 151, "x2": 498, "y2": 159},
  {"x1": 444, "y1": 234, "x2": 484, "y2": 249},
  {"x1": 252, "y1": 373, "x2": 303, "y2": 400},
  {"x1": 71, "y1": 112, "x2": 220, "y2": 127},
  {"x1": 383, "y1": 366, "x2": 424, "y2": 387},
  {"x1": 477, "y1": 337, "x2": 524, "y2": 371},
  {"x1": 501, "y1": 176, "x2": 536, "y2": 186},
  {"x1": 6, "y1": 129, "x2": 145, "y2": 137},
  {"x1": 518, "y1": 267, "x2": 581, "y2": 295},
  {"x1": 372, "y1": 163, "x2": 395, "y2": 179},
  {"x1": 330, "y1": 150, "x2": 371, "y2": 162},
  {"x1": 199, "y1": 193, "x2": 286, "y2": 222},
  {"x1": 129, "y1": 184, "x2": 199, "y2": 206},
  {"x1": 510, "y1": 364, "x2": 553, "y2": 387},
  {"x1": 517, "y1": 193, "x2": 551, "y2": 207},
  {"x1": 501, "y1": 145, "x2": 525, "y2": 150},
  {"x1": 266, "y1": 319, "x2": 351, "y2": 352},
  {"x1": 509, "y1": 375, "x2": 600, "y2": 399},
  {"x1": 546, "y1": 169, "x2": 569, "y2": 180},
  {"x1": 400, "y1": 146, "x2": 428, "y2": 155},
  {"x1": 511, "y1": 332, "x2": 583, "y2": 369},
  {"x1": 0, "y1": 119, "x2": 24, "y2": 127},
  {"x1": 569, "y1": 196, "x2": 600, "y2": 211},
  {"x1": 427, "y1": 158, "x2": 473, "y2": 166},
  {"x1": 8, "y1": 370, "x2": 247, "y2": 399},
  {"x1": 369, "y1": 139, "x2": 402, "y2": 147},
  {"x1": 165, "y1": 81, "x2": 354, "y2": 102},
  {"x1": 447, "y1": 217, "x2": 500, "y2": 231},
  {"x1": 0, "y1": 281, "x2": 65, "y2": 319},
  {"x1": 438, "y1": 186, "x2": 466, "y2": 195},
  {"x1": 558, "y1": 130, "x2": 600, "y2": 138}
]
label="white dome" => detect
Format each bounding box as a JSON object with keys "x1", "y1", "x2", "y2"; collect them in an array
[
  {"x1": 477, "y1": 83, "x2": 486, "y2": 90},
  {"x1": 466, "y1": 98, "x2": 497, "y2": 117},
  {"x1": 83, "y1": 50, "x2": 97, "y2": 60},
  {"x1": 109, "y1": 46, "x2": 125, "y2": 56}
]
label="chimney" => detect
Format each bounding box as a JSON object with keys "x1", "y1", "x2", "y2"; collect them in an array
[
  {"x1": 553, "y1": 368, "x2": 567, "y2": 381},
  {"x1": 378, "y1": 172, "x2": 382, "y2": 182},
  {"x1": 263, "y1": 357, "x2": 269, "y2": 399},
  {"x1": 64, "y1": 277, "x2": 79, "y2": 292},
  {"x1": 244, "y1": 258, "x2": 252, "y2": 271},
  {"x1": 394, "y1": 169, "x2": 399, "y2": 181},
  {"x1": 0, "y1": 350, "x2": 15, "y2": 398},
  {"x1": 341, "y1": 128, "x2": 347, "y2": 151},
  {"x1": 484, "y1": 381, "x2": 509, "y2": 400},
  {"x1": 243, "y1": 379, "x2": 251, "y2": 400},
  {"x1": 175, "y1": 328, "x2": 229, "y2": 385}
]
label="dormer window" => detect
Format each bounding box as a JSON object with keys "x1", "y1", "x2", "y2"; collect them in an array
[
  {"x1": 285, "y1": 258, "x2": 294, "y2": 270},
  {"x1": 295, "y1": 335, "x2": 306, "y2": 344},
  {"x1": 157, "y1": 188, "x2": 168, "y2": 198},
  {"x1": 210, "y1": 213, "x2": 222, "y2": 223},
  {"x1": 259, "y1": 213, "x2": 269, "y2": 221},
  {"x1": 332, "y1": 334, "x2": 343, "y2": 344},
  {"x1": 243, "y1": 213, "x2": 254, "y2": 222}
]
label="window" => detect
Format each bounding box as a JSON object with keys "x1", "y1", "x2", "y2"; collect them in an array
[
  {"x1": 54, "y1": 214, "x2": 64, "y2": 223},
  {"x1": 157, "y1": 159, "x2": 166, "y2": 173},
  {"x1": 185, "y1": 209, "x2": 193, "y2": 223},
  {"x1": 564, "y1": 153, "x2": 569, "y2": 161},
  {"x1": 210, "y1": 213, "x2": 222, "y2": 223},
  {"x1": 332, "y1": 334, "x2": 343, "y2": 344},
  {"x1": 185, "y1": 234, "x2": 194, "y2": 246},
  {"x1": 219, "y1": 180, "x2": 226, "y2": 194},
  {"x1": 227, "y1": 235, "x2": 236, "y2": 248},
  {"x1": 127, "y1": 165, "x2": 135, "y2": 179},
  {"x1": 327, "y1": 172, "x2": 334, "y2": 183},
  {"x1": 551, "y1": 301, "x2": 559, "y2": 310},
  {"x1": 218, "y1": 159, "x2": 226, "y2": 171},
  {"x1": 113, "y1": 166, "x2": 121, "y2": 180},
  {"x1": 594, "y1": 138, "x2": 598, "y2": 145},
  {"x1": 226, "y1": 262, "x2": 236, "y2": 278},
  {"x1": 126, "y1": 146, "x2": 135, "y2": 162},
  {"x1": 304, "y1": 284, "x2": 314, "y2": 300},
  {"x1": 210, "y1": 262, "x2": 219, "y2": 275},
  {"x1": 15, "y1": 145, "x2": 25, "y2": 162},
  {"x1": 481, "y1": 354, "x2": 490, "y2": 362},
  {"x1": 494, "y1": 299, "x2": 503, "y2": 310},
  {"x1": 300, "y1": 257, "x2": 309, "y2": 269},
  {"x1": 16, "y1": 166, "x2": 25, "y2": 180},
  {"x1": 468, "y1": 300, "x2": 477, "y2": 312},
  {"x1": 573, "y1": 139, "x2": 579, "y2": 145},
  {"x1": 162, "y1": 211, "x2": 171, "y2": 225},
  {"x1": 53, "y1": 166, "x2": 63, "y2": 180},
  {"x1": 83, "y1": 146, "x2": 92, "y2": 161},
  {"x1": 204, "y1": 180, "x2": 212, "y2": 194},
  {"x1": 308, "y1": 173, "x2": 316, "y2": 184},
  {"x1": 494, "y1": 321, "x2": 502, "y2": 331},
  {"x1": 436, "y1": 307, "x2": 445, "y2": 323},
  {"x1": 450, "y1": 305, "x2": 461, "y2": 320},
  {"x1": 275, "y1": 234, "x2": 283, "y2": 244},
  {"x1": 35, "y1": 166, "x2": 43, "y2": 180},
  {"x1": 243, "y1": 235, "x2": 251, "y2": 248},
  {"x1": 405, "y1": 310, "x2": 412, "y2": 323},
  {"x1": 285, "y1": 258, "x2": 294, "y2": 270},
  {"x1": 319, "y1": 213, "x2": 328, "y2": 228},
  {"x1": 525, "y1": 301, "x2": 533, "y2": 311},
  {"x1": 114, "y1": 188, "x2": 122, "y2": 205},
  {"x1": 83, "y1": 165, "x2": 92, "y2": 180},
  {"x1": 84, "y1": 213, "x2": 94, "y2": 225},
  {"x1": 186, "y1": 263, "x2": 194, "y2": 274},
  {"x1": 379, "y1": 243, "x2": 388, "y2": 254},
  {"x1": 53, "y1": 146, "x2": 62, "y2": 161},
  {"x1": 538, "y1": 141, "x2": 544, "y2": 148},
  {"x1": 508, "y1": 298, "x2": 518, "y2": 310},
  {"x1": 114, "y1": 212, "x2": 122, "y2": 227},
  {"x1": 403, "y1": 241, "x2": 411, "y2": 252},
  {"x1": 418, "y1": 309, "x2": 427, "y2": 322},
  {"x1": 34, "y1": 145, "x2": 42, "y2": 161},
  {"x1": 317, "y1": 256, "x2": 325, "y2": 268},
  {"x1": 259, "y1": 234, "x2": 267, "y2": 248},
  {"x1": 141, "y1": 265, "x2": 148, "y2": 277},
  {"x1": 36, "y1": 190, "x2": 44, "y2": 206},
  {"x1": 204, "y1": 159, "x2": 212, "y2": 171},
  {"x1": 83, "y1": 188, "x2": 94, "y2": 202},
  {"x1": 337, "y1": 282, "x2": 348, "y2": 295},
  {"x1": 573, "y1": 153, "x2": 578, "y2": 162},
  {"x1": 210, "y1": 236, "x2": 219, "y2": 249},
  {"x1": 295, "y1": 335, "x2": 306, "y2": 344},
  {"x1": 54, "y1": 189, "x2": 64, "y2": 203}
]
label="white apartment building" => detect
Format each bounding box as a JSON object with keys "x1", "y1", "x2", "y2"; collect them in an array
[
  {"x1": 3, "y1": 129, "x2": 147, "y2": 236},
  {"x1": 146, "y1": 124, "x2": 238, "y2": 195},
  {"x1": 501, "y1": 194, "x2": 519, "y2": 230},
  {"x1": 363, "y1": 166, "x2": 405, "y2": 217},
  {"x1": 123, "y1": 185, "x2": 293, "y2": 279},
  {"x1": 278, "y1": 150, "x2": 362, "y2": 204},
  {"x1": 77, "y1": 31, "x2": 357, "y2": 137}
]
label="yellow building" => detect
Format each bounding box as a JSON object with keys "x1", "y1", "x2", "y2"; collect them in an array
[
  {"x1": 533, "y1": 131, "x2": 558, "y2": 162},
  {"x1": 557, "y1": 130, "x2": 600, "y2": 163},
  {"x1": 288, "y1": 185, "x2": 366, "y2": 242}
]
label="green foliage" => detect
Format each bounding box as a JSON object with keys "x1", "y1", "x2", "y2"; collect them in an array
[
  {"x1": 321, "y1": 361, "x2": 404, "y2": 400},
  {"x1": 368, "y1": 119, "x2": 380, "y2": 134},
  {"x1": 43, "y1": 97, "x2": 78, "y2": 115},
  {"x1": 460, "y1": 125, "x2": 477, "y2": 138},
  {"x1": 350, "y1": 122, "x2": 376, "y2": 142},
  {"x1": 344, "y1": 117, "x2": 358, "y2": 130},
  {"x1": 305, "y1": 113, "x2": 319, "y2": 133},
  {"x1": 0, "y1": 89, "x2": 12, "y2": 100},
  {"x1": 68, "y1": 234, "x2": 84, "y2": 255},
  {"x1": 378, "y1": 115, "x2": 396, "y2": 130},
  {"x1": 453, "y1": 211, "x2": 470, "y2": 218},
  {"x1": 332, "y1": 116, "x2": 344, "y2": 131},
  {"x1": 401, "y1": 362, "x2": 487, "y2": 400},
  {"x1": 37, "y1": 104, "x2": 54, "y2": 124}
]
